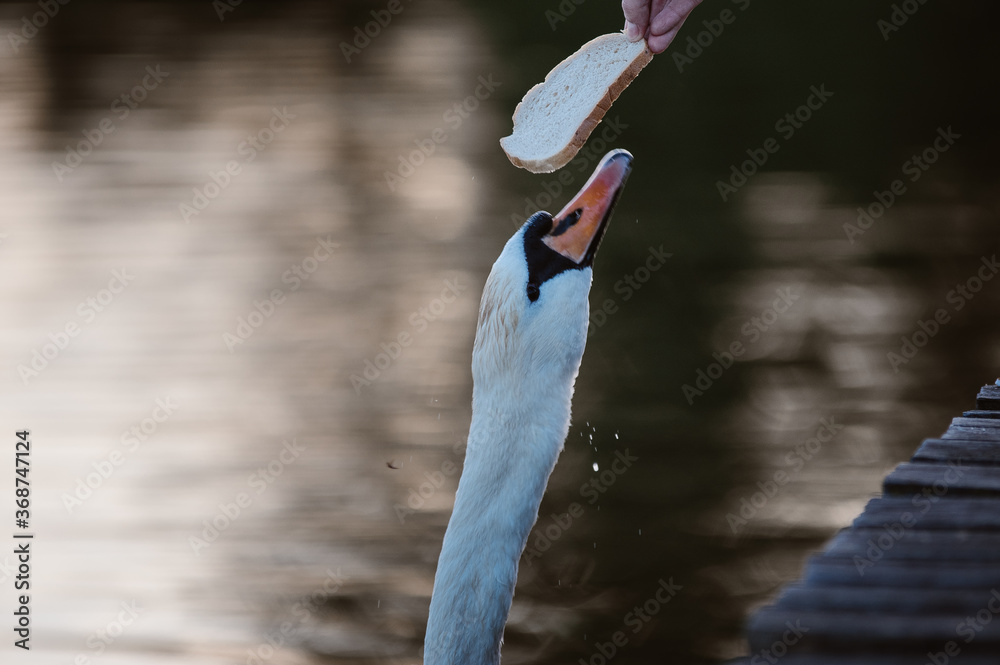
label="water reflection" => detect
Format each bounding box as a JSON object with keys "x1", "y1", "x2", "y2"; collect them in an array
[{"x1": 1, "y1": 0, "x2": 997, "y2": 663}]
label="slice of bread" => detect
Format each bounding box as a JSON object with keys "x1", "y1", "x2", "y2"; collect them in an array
[{"x1": 500, "y1": 32, "x2": 653, "y2": 173}]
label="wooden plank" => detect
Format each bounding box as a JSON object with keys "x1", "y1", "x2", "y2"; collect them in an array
[
  {"x1": 912, "y1": 439, "x2": 1000, "y2": 466},
  {"x1": 883, "y1": 462, "x2": 1000, "y2": 497},
  {"x1": 964, "y1": 409, "x2": 1000, "y2": 420},
  {"x1": 952, "y1": 417, "x2": 1000, "y2": 429},
  {"x1": 729, "y1": 658, "x2": 1000, "y2": 665},
  {"x1": 853, "y1": 496, "x2": 1000, "y2": 529},
  {"x1": 738, "y1": 385, "x2": 1000, "y2": 661},
  {"x1": 773, "y1": 582, "x2": 1000, "y2": 615},
  {"x1": 747, "y1": 607, "x2": 1000, "y2": 651},
  {"x1": 942, "y1": 427, "x2": 1000, "y2": 441},
  {"x1": 823, "y1": 527, "x2": 1000, "y2": 561},
  {"x1": 977, "y1": 384, "x2": 1000, "y2": 410},
  {"x1": 804, "y1": 556, "x2": 1000, "y2": 589}
]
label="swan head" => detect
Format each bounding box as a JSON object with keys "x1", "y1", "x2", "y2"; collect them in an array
[
  {"x1": 472, "y1": 150, "x2": 633, "y2": 412},
  {"x1": 424, "y1": 150, "x2": 633, "y2": 665}
]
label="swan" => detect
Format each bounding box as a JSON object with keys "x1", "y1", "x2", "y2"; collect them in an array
[{"x1": 424, "y1": 149, "x2": 634, "y2": 664}]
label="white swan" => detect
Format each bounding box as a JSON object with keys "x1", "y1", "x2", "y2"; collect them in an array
[{"x1": 424, "y1": 150, "x2": 634, "y2": 664}]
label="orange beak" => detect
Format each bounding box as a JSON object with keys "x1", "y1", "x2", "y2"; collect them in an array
[{"x1": 542, "y1": 149, "x2": 633, "y2": 266}]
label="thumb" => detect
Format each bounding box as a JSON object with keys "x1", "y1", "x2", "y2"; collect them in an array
[{"x1": 622, "y1": 0, "x2": 651, "y2": 39}]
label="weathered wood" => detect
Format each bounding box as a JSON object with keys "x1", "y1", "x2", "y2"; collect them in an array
[
  {"x1": 731, "y1": 657, "x2": 1000, "y2": 665},
  {"x1": 912, "y1": 439, "x2": 1000, "y2": 466},
  {"x1": 748, "y1": 607, "x2": 1000, "y2": 651},
  {"x1": 773, "y1": 582, "x2": 1000, "y2": 615},
  {"x1": 824, "y1": 527, "x2": 1000, "y2": 561},
  {"x1": 942, "y1": 427, "x2": 1000, "y2": 441},
  {"x1": 741, "y1": 384, "x2": 1000, "y2": 662},
  {"x1": 964, "y1": 409, "x2": 1000, "y2": 420},
  {"x1": 952, "y1": 416, "x2": 1000, "y2": 429},
  {"x1": 883, "y1": 462, "x2": 1000, "y2": 497},
  {"x1": 804, "y1": 556, "x2": 1000, "y2": 589},
  {"x1": 977, "y1": 383, "x2": 1000, "y2": 410},
  {"x1": 853, "y1": 496, "x2": 1000, "y2": 529}
]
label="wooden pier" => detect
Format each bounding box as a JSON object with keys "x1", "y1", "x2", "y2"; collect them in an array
[{"x1": 738, "y1": 383, "x2": 1000, "y2": 663}]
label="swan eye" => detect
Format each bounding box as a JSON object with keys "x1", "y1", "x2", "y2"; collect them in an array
[
  {"x1": 526, "y1": 282, "x2": 540, "y2": 302},
  {"x1": 549, "y1": 208, "x2": 582, "y2": 237}
]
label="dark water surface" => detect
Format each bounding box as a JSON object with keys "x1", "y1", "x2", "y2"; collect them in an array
[{"x1": 1, "y1": 1, "x2": 998, "y2": 663}]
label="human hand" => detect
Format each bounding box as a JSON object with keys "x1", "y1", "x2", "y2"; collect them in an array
[{"x1": 622, "y1": 0, "x2": 703, "y2": 54}]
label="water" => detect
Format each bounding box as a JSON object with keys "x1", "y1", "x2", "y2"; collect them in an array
[{"x1": 0, "y1": 1, "x2": 997, "y2": 663}]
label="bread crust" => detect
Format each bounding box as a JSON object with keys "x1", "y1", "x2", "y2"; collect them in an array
[{"x1": 501, "y1": 33, "x2": 653, "y2": 173}]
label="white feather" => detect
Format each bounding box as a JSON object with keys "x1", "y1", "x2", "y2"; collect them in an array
[{"x1": 424, "y1": 225, "x2": 593, "y2": 664}]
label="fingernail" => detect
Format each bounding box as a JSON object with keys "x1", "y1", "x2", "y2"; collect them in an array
[{"x1": 625, "y1": 21, "x2": 641, "y2": 41}]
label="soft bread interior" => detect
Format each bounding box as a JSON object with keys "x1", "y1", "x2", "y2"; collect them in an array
[{"x1": 501, "y1": 33, "x2": 652, "y2": 173}]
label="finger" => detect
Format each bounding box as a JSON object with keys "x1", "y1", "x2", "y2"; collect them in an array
[
  {"x1": 648, "y1": 0, "x2": 702, "y2": 39},
  {"x1": 622, "y1": 0, "x2": 651, "y2": 37},
  {"x1": 646, "y1": 20, "x2": 686, "y2": 53},
  {"x1": 624, "y1": 19, "x2": 642, "y2": 42}
]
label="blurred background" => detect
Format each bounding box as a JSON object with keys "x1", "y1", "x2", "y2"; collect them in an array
[{"x1": 0, "y1": 0, "x2": 998, "y2": 663}]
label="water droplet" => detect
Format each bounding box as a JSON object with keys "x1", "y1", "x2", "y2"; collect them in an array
[
  {"x1": 615, "y1": 433, "x2": 619, "y2": 440},
  {"x1": 592, "y1": 462, "x2": 599, "y2": 471}
]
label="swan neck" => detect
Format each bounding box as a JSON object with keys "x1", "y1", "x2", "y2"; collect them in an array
[{"x1": 424, "y1": 398, "x2": 569, "y2": 664}]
